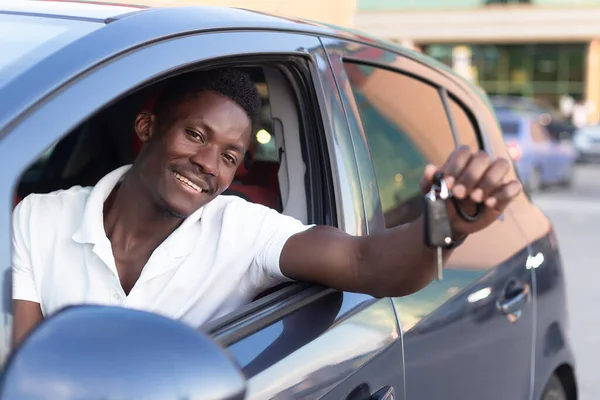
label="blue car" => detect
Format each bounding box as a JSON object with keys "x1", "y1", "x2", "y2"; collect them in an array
[{"x1": 497, "y1": 111, "x2": 578, "y2": 193}]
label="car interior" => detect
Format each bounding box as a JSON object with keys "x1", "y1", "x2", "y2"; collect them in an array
[{"x1": 13, "y1": 63, "x2": 313, "y2": 303}]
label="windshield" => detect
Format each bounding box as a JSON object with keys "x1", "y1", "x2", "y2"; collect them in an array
[{"x1": 0, "y1": 13, "x2": 101, "y2": 88}]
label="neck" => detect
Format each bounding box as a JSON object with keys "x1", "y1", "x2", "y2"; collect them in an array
[{"x1": 103, "y1": 169, "x2": 183, "y2": 252}]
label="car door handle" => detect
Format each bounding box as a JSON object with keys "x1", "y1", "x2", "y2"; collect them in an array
[
  {"x1": 497, "y1": 283, "x2": 530, "y2": 322},
  {"x1": 371, "y1": 386, "x2": 395, "y2": 400}
]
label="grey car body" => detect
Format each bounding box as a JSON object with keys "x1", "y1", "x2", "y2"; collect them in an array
[{"x1": 0, "y1": 2, "x2": 576, "y2": 399}]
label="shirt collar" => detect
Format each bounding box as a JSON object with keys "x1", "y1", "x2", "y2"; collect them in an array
[
  {"x1": 72, "y1": 165, "x2": 204, "y2": 258},
  {"x1": 72, "y1": 165, "x2": 131, "y2": 245}
]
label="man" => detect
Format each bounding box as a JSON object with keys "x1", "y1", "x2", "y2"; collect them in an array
[{"x1": 12, "y1": 68, "x2": 521, "y2": 347}]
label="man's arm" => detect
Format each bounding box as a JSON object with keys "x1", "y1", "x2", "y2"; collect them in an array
[
  {"x1": 280, "y1": 146, "x2": 523, "y2": 298},
  {"x1": 12, "y1": 300, "x2": 43, "y2": 348},
  {"x1": 279, "y1": 218, "x2": 440, "y2": 297}
]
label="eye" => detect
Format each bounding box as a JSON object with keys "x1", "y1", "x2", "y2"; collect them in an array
[
  {"x1": 185, "y1": 129, "x2": 203, "y2": 141},
  {"x1": 223, "y1": 153, "x2": 237, "y2": 165}
]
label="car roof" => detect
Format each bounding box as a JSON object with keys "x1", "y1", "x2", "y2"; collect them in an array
[
  {"x1": 0, "y1": 0, "x2": 145, "y2": 21},
  {"x1": 1, "y1": 0, "x2": 472, "y2": 84},
  {"x1": 0, "y1": 1, "x2": 452, "y2": 63},
  {"x1": 0, "y1": 0, "x2": 340, "y2": 30},
  {"x1": 0, "y1": 0, "x2": 485, "y2": 134}
]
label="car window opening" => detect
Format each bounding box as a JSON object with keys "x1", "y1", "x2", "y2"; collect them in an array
[{"x1": 12, "y1": 63, "x2": 315, "y2": 316}]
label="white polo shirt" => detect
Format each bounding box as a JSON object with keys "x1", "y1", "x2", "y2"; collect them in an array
[{"x1": 11, "y1": 165, "x2": 314, "y2": 327}]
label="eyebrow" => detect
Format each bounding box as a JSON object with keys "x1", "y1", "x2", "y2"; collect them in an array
[{"x1": 226, "y1": 143, "x2": 245, "y2": 155}]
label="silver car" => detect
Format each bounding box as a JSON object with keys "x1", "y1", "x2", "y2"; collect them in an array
[{"x1": 574, "y1": 124, "x2": 600, "y2": 162}]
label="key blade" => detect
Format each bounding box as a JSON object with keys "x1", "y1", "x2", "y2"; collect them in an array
[{"x1": 437, "y1": 247, "x2": 443, "y2": 281}]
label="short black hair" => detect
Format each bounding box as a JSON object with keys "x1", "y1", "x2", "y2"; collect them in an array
[{"x1": 153, "y1": 67, "x2": 261, "y2": 129}]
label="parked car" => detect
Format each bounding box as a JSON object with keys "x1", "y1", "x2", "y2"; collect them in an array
[
  {"x1": 497, "y1": 110, "x2": 578, "y2": 193},
  {"x1": 490, "y1": 95, "x2": 576, "y2": 141},
  {"x1": 0, "y1": 1, "x2": 576, "y2": 400},
  {"x1": 573, "y1": 124, "x2": 600, "y2": 163}
]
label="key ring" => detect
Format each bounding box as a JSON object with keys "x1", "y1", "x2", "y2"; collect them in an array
[
  {"x1": 432, "y1": 171, "x2": 483, "y2": 223},
  {"x1": 451, "y1": 197, "x2": 483, "y2": 222}
]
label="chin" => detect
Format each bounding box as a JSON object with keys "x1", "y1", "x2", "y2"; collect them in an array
[
  {"x1": 161, "y1": 205, "x2": 190, "y2": 219},
  {"x1": 160, "y1": 195, "x2": 214, "y2": 219},
  {"x1": 157, "y1": 197, "x2": 197, "y2": 219}
]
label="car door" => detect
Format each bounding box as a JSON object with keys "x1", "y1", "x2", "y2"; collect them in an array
[
  {"x1": 207, "y1": 41, "x2": 405, "y2": 400},
  {"x1": 323, "y1": 38, "x2": 535, "y2": 400},
  {"x1": 0, "y1": 22, "x2": 404, "y2": 399}
]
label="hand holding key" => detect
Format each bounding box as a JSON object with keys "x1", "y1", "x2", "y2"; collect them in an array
[{"x1": 420, "y1": 145, "x2": 523, "y2": 239}]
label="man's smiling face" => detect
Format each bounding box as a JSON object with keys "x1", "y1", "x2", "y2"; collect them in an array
[{"x1": 133, "y1": 89, "x2": 252, "y2": 218}]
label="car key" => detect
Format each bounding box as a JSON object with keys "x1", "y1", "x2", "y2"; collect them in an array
[{"x1": 423, "y1": 171, "x2": 453, "y2": 281}]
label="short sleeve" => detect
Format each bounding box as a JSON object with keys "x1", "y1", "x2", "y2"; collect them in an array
[
  {"x1": 12, "y1": 196, "x2": 39, "y2": 303},
  {"x1": 251, "y1": 207, "x2": 314, "y2": 283}
]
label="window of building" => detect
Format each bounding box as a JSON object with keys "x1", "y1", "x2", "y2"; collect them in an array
[
  {"x1": 343, "y1": 62, "x2": 457, "y2": 228},
  {"x1": 423, "y1": 43, "x2": 587, "y2": 109}
]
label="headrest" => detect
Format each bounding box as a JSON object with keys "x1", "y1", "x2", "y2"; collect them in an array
[{"x1": 133, "y1": 92, "x2": 255, "y2": 180}]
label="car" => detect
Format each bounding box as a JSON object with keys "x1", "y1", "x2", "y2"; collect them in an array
[
  {"x1": 497, "y1": 110, "x2": 578, "y2": 193},
  {"x1": 490, "y1": 95, "x2": 576, "y2": 141},
  {"x1": 573, "y1": 124, "x2": 600, "y2": 163},
  {"x1": 0, "y1": 1, "x2": 577, "y2": 400}
]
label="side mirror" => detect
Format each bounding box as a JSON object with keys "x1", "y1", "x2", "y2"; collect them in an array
[{"x1": 0, "y1": 306, "x2": 246, "y2": 400}]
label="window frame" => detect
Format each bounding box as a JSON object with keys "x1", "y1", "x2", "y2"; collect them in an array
[
  {"x1": 0, "y1": 29, "x2": 345, "y2": 363},
  {"x1": 205, "y1": 58, "x2": 342, "y2": 344},
  {"x1": 327, "y1": 40, "x2": 489, "y2": 235}
]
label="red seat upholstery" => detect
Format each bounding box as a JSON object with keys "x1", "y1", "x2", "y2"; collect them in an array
[
  {"x1": 135, "y1": 93, "x2": 281, "y2": 210},
  {"x1": 227, "y1": 144, "x2": 281, "y2": 211}
]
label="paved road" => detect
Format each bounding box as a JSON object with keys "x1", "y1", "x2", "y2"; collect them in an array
[{"x1": 531, "y1": 163, "x2": 600, "y2": 400}]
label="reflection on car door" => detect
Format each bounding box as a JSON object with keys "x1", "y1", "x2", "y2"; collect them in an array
[
  {"x1": 213, "y1": 291, "x2": 403, "y2": 400},
  {"x1": 324, "y1": 39, "x2": 535, "y2": 400}
]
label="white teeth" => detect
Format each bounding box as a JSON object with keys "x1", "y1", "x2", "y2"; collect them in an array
[{"x1": 173, "y1": 172, "x2": 202, "y2": 192}]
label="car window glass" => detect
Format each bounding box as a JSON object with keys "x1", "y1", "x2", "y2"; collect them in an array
[
  {"x1": 449, "y1": 97, "x2": 480, "y2": 152},
  {"x1": 343, "y1": 62, "x2": 455, "y2": 228},
  {"x1": 253, "y1": 81, "x2": 278, "y2": 162}
]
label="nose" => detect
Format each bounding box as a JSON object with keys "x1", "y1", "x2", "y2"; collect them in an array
[{"x1": 190, "y1": 144, "x2": 219, "y2": 176}]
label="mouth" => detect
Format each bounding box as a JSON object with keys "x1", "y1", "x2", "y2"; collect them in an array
[{"x1": 172, "y1": 171, "x2": 204, "y2": 193}]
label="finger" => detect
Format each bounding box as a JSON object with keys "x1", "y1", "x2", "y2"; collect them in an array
[
  {"x1": 474, "y1": 158, "x2": 511, "y2": 202},
  {"x1": 453, "y1": 151, "x2": 492, "y2": 200},
  {"x1": 484, "y1": 180, "x2": 522, "y2": 210},
  {"x1": 419, "y1": 164, "x2": 438, "y2": 194},
  {"x1": 439, "y1": 145, "x2": 474, "y2": 189}
]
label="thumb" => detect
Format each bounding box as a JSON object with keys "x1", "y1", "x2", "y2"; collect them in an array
[{"x1": 419, "y1": 164, "x2": 438, "y2": 194}]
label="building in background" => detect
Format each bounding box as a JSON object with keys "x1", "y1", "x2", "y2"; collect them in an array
[
  {"x1": 121, "y1": 0, "x2": 357, "y2": 29},
  {"x1": 355, "y1": 0, "x2": 600, "y2": 125}
]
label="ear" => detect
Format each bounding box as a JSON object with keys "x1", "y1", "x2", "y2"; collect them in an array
[{"x1": 134, "y1": 111, "x2": 156, "y2": 143}]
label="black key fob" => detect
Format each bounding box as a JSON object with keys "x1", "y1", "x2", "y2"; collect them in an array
[{"x1": 423, "y1": 172, "x2": 452, "y2": 248}]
